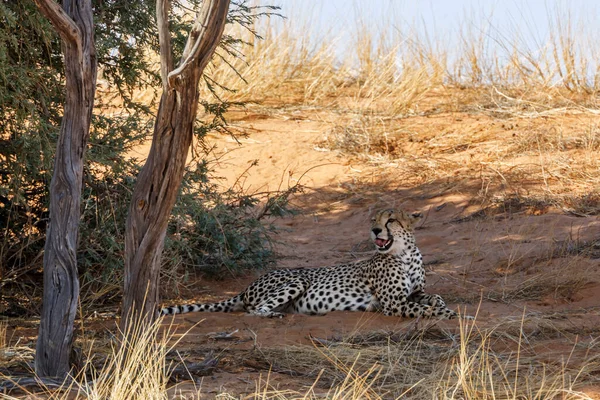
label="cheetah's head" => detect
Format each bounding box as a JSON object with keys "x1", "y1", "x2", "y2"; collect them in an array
[{"x1": 370, "y1": 209, "x2": 422, "y2": 254}]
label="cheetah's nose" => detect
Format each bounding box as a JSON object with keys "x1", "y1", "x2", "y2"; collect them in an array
[{"x1": 372, "y1": 228, "x2": 382, "y2": 235}]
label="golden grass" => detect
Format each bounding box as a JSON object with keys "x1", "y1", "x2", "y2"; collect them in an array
[
  {"x1": 502, "y1": 264, "x2": 591, "y2": 303},
  {"x1": 0, "y1": 321, "x2": 6, "y2": 353},
  {"x1": 176, "y1": 6, "x2": 600, "y2": 216},
  {"x1": 245, "y1": 314, "x2": 599, "y2": 399},
  {"x1": 125, "y1": 4, "x2": 600, "y2": 215},
  {"x1": 198, "y1": 6, "x2": 600, "y2": 112},
  {"x1": 2, "y1": 315, "x2": 598, "y2": 399},
  {"x1": 316, "y1": 110, "x2": 600, "y2": 212},
  {"x1": 0, "y1": 316, "x2": 187, "y2": 399},
  {"x1": 78, "y1": 318, "x2": 173, "y2": 399},
  {"x1": 4, "y1": 4, "x2": 600, "y2": 400}
]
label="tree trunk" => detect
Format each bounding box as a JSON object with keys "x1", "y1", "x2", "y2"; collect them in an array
[
  {"x1": 33, "y1": 0, "x2": 96, "y2": 378},
  {"x1": 121, "y1": 0, "x2": 230, "y2": 326}
]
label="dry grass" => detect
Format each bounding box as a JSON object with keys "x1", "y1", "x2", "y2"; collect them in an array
[
  {"x1": 200, "y1": 6, "x2": 600, "y2": 111},
  {"x1": 497, "y1": 265, "x2": 591, "y2": 303},
  {"x1": 3, "y1": 3, "x2": 600, "y2": 400},
  {"x1": 188, "y1": 4, "x2": 600, "y2": 215},
  {"x1": 247, "y1": 315, "x2": 600, "y2": 399},
  {"x1": 3, "y1": 316, "x2": 598, "y2": 399},
  {"x1": 0, "y1": 317, "x2": 188, "y2": 399},
  {"x1": 78, "y1": 318, "x2": 173, "y2": 399},
  {"x1": 0, "y1": 321, "x2": 35, "y2": 373},
  {"x1": 199, "y1": 6, "x2": 446, "y2": 113},
  {"x1": 316, "y1": 112, "x2": 600, "y2": 213},
  {"x1": 0, "y1": 321, "x2": 6, "y2": 353}
]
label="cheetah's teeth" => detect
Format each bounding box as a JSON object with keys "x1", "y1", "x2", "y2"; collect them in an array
[{"x1": 374, "y1": 238, "x2": 391, "y2": 248}]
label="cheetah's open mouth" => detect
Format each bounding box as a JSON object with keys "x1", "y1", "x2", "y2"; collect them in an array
[{"x1": 374, "y1": 238, "x2": 393, "y2": 250}]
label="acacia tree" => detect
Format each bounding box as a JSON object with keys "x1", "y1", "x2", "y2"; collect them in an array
[
  {"x1": 32, "y1": 0, "x2": 96, "y2": 378},
  {"x1": 121, "y1": 0, "x2": 231, "y2": 325}
]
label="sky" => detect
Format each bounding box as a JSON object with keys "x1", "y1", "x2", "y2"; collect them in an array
[
  {"x1": 269, "y1": 1, "x2": 600, "y2": 36},
  {"x1": 266, "y1": 0, "x2": 600, "y2": 65}
]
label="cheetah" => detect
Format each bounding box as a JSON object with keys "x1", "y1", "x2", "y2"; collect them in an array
[{"x1": 160, "y1": 208, "x2": 458, "y2": 319}]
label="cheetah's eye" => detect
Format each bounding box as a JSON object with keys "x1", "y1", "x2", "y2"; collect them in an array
[{"x1": 387, "y1": 218, "x2": 397, "y2": 224}]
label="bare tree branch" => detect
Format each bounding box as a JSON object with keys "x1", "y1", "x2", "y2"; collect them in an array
[
  {"x1": 156, "y1": 0, "x2": 174, "y2": 90},
  {"x1": 34, "y1": 0, "x2": 81, "y2": 47},
  {"x1": 167, "y1": 0, "x2": 230, "y2": 89}
]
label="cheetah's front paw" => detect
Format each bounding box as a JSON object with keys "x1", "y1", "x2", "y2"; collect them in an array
[{"x1": 429, "y1": 294, "x2": 447, "y2": 308}]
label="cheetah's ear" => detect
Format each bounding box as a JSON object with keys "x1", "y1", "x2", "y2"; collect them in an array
[{"x1": 408, "y1": 212, "x2": 423, "y2": 227}]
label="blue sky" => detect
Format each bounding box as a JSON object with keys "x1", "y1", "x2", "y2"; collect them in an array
[{"x1": 267, "y1": 1, "x2": 600, "y2": 59}]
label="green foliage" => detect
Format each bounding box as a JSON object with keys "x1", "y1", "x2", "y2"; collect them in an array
[
  {"x1": 0, "y1": 1, "x2": 62, "y2": 272},
  {"x1": 0, "y1": 0, "x2": 288, "y2": 313},
  {"x1": 164, "y1": 93, "x2": 298, "y2": 281},
  {"x1": 168, "y1": 164, "x2": 275, "y2": 277}
]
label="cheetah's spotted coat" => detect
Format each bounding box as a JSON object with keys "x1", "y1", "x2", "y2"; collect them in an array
[{"x1": 161, "y1": 209, "x2": 458, "y2": 319}]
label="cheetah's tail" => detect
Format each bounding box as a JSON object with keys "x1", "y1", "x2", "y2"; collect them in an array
[{"x1": 160, "y1": 294, "x2": 244, "y2": 316}]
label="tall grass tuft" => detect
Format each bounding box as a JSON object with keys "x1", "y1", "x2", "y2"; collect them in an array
[
  {"x1": 0, "y1": 316, "x2": 184, "y2": 399},
  {"x1": 78, "y1": 316, "x2": 174, "y2": 400},
  {"x1": 198, "y1": 4, "x2": 600, "y2": 115}
]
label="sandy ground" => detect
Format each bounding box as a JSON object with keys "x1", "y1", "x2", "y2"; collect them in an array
[
  {"x1": 3, "y1": 101, "x2": 599, "y2": 398},
  {"x1": 151, "y1": 105, "x2": 600, "y2": 397}
]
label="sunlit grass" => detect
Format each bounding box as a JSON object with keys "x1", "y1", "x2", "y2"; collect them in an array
[
  {"x1": 3, "y1": 3, "x2": 600, "y2": 399},
  {"x1": 249, "y1": 314, "x2": 599, "y2": 399},
  {"x1": 0, "y1": 316, "x2": 187, "y2": 399},
  {"x1": 2, "y1": 313, "x2": 598, "y2": 399},
  {"x1": 196, "y1": 5, "x2": 600, "y2": 113}
]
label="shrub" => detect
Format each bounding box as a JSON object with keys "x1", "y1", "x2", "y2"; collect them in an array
[{"x1": 0, "y1": 0, "x2": 286, "y2": 315}]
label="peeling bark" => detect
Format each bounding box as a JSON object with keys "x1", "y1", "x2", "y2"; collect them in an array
[
  {"x1": 33, "y1": 0, "x2": 96, "y2": 378},
  {"x1": 121, "y1": 0, "x2": 230, "y2": 326}
]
